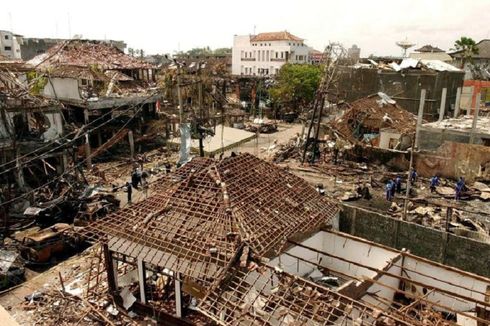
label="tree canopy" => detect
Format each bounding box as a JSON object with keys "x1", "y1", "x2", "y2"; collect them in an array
[
  {"x1": 454, "y1": 36, "x2": 479, "y2": 68},
  {"x1": 269, "y1": 64, "x2": 322, "y2": 110}
]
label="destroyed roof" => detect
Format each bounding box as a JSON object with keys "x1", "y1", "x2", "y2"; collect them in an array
[
  {"x1": 28, "y1": 40, "x2": 156, "y2": 70},
  {"x1": 84, "y1": 153, "x2": 337, "y2": 286},
  {"x1": 355, "y1": 58, "x2": 461, "y2": 72},
  {"x1": 251, "y1": 31, "x2": 303, "y2": 42},
  {"x1": 198, "y1": 262, "x2": 392, "y2": 326},
  {"x1": 414, "y1": 45, "x2": 444, "y2": 53},
  {"x1": 331, "y1": 93, "x2": 418, "y2": 143}
]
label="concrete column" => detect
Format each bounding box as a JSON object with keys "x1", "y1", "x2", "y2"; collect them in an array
[
  {"x1": 15, "y1": 151, "x2": 25, "y2": 188},
  {"x1": 62, "y1": 150, "x2": 69, "y2": 173},
  {"x1": 83, "y1": 109, "x2": 89, "y2": 124},
  {"x1": 137, "y1": 258, "x2": 146, "y2": 303},
  {"x1": 102, "y1": 244, "x2": 117, "y2": 294},
  {"x1": 128, "y1": 130, "x2": 134, "y2": 160},
  {"x1": 175, "y1": 272, "x2": 182, "y2": 318},
  {"x1": 85, "y1": 133, "x2": 92, "y2": 169},
  {"x1": 453, "y1": 87, "x2": 462, "y2": 118},
  {"x1": 438, "y1": 88, "x2": 447, "y2": 122},
  {"x1": 415, "y1": 89, "x2": 426, "y2": 150},
  {"x1": 469, "y1": 93, "x2": 481, "y2": 144}
]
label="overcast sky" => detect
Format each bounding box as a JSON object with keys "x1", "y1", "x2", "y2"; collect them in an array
[{"x1": 2, "y1": 0, "x2": 489, "y2": 57}]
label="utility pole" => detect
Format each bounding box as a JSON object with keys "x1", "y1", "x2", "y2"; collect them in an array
[
  {"x1": 198, "y1": 79, "x2": 204, "y2": 157},
  {"x1": 403, "y1": 89, "x2": 426, "y2": 220}
]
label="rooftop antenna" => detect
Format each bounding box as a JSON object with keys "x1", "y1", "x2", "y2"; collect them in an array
[{"x1": 396, "y1": 37, "x2": 415, "y2": 57}]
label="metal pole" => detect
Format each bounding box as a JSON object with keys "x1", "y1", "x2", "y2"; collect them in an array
[{"x1": 469, "y1": 93, "x2": 481, "y2": 144}]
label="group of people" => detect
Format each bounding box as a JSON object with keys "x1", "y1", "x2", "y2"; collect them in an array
[
  {"x1": 385, "y1": 168, "x2": 466, "y2": 202},
  {"x1": 385, "y1": 175, "x2": 403, "y2": 201}
]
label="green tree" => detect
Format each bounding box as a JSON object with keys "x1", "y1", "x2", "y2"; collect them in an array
[
  {"x1": 269, "y1": 64, "x2": 322, "y2": 111},
  {"x1": 454, "y1": 36, "x2": 479, "y2": 68}
]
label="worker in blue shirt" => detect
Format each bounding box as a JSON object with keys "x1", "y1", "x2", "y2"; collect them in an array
[
  {"x1": 455, "y1": 177, "x2": 465, "y2": 200},
  {"x1": 395, "y1": 175, "x2": 402, "y2": 193},
  {"x1": 430, "y1": 175, "x2": 440, "y2": 193},
  {"x1": 410, "y1": 168, "x2": 417, "y2": 184},
  {"x1": 386, "y1": 180, "x2": 393, "y2": 201}
]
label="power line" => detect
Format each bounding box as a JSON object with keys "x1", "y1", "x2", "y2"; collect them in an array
[
  {"x1": 0, "y1": 97, "x2": 150, "y2": 208},
  {"x1": 0, "y1": 91, "x2": 159, "y2": 177}
]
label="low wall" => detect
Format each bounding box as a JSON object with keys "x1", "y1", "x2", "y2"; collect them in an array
[{"x1": 339, "y1": 203, "x2": 490, "y2": 277}]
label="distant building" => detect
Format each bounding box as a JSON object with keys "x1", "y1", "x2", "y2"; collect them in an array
[
  {"x1": 347, "y1": 44, "x2": 361, "y2": 63},
  {"x1": 0, "y1": 30, "x2": 22, "y2": 59},
  {"x1": 232, "y1": 31, "x2": 310, "y2": 76},
  {"x1": 450, "y1": 39, "x2": 490, "y2": 80},
  {"x1": 308, "y1": 48, "x2": 323, "y2": 65},
  {"x1": 409, "y1": 44, "x2": 452, "y2": 62}
]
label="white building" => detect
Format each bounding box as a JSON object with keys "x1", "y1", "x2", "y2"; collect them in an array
[
  {"x1": 232, "y1": 31, "x2": 310, "y2": 76},
  {"x1": 0, "y1": 30, "x2": 22, "y2": 59}
]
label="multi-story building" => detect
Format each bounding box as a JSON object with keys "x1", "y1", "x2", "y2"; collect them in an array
[
  {"x1": 232, "y1": 31, "x2": 310, "y2": 76},
  {"x1": 347, "y1": 44, "x2": 361, "y2": 63},
  {"x1": 0, "y1": 30, "x2": 22, "y2": 59}
]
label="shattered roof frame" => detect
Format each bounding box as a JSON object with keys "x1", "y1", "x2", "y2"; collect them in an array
[{"x1": 84, "y1": 153, "x2": 338, "y2": 288}]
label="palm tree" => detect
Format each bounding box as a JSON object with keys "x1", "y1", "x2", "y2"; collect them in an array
[{"x1": 453, "y1": 37, "x2": 479, "y2": 68}]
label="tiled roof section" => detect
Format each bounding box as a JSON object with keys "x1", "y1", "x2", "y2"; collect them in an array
[
  {"x1": 28, "y1": 40, "x2": 156, "y2": 70},
  {"x1": 251, "y1": 31, "x2": 303, "y2": 42}
]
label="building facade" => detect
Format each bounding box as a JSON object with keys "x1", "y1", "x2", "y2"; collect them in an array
[
  {"x1": 0, "y1": 30, "x2": 22, "y2": 59},
  {"x1": 232, "y1": 31, "x2": 310, "y2": 76}
]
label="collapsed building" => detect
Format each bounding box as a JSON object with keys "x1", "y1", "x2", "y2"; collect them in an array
[
  {"x1": 330, "y1": 93, "x2": 418, "y2": 150},
  {"x1": 80, "y1": 153, "x2": 490, "y2": 325},
  {"x1": 27, "y1": 40, "x2": 161, "y2": 160},
  {"x1": 0, "y1": 55, "x2": 66, "y2": 193},
  {"x1": 338, "y1": 58, "x2": 464, "y2": 121}
]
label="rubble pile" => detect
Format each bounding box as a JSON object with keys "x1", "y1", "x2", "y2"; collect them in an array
[
  {"x1": 244, "y1": 121, "x2": 278, "y2": 133},
  {"x1": 330, "y1": 93, "x2": 418, "y2": 146},
  {"x1": 21, "y1": 290, "x2": 140, "y2": 325}
]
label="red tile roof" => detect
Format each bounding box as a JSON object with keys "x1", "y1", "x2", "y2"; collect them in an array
[{"x1": 251, "y1": 31, "x2": 303, "y2": 42}]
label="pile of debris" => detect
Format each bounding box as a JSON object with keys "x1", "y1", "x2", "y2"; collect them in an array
[
  {"x1": 245, "y1": 120, "x2": 278, "y2": 133},
  {"x1": 330, "y1": 93, "x2": 418, "y2": 148}
]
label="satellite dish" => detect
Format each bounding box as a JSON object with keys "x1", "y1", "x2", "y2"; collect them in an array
[{"x1": 396, "y1": 38, "x2": 415, "y2": 57}]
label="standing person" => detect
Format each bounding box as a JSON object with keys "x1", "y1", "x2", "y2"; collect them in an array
[
  {"x1": 125, "y1": 182, "x2": 132, "y2": 204},
  {"x1": 386, "y1": 180, "x2": 393, "y2": 201},
  {"x1": 430, "y1": 175, "x2": 440, "y2": 193},
  {"x1": 316, "y1": 183, "x2": 326, "y2": 196},
  {"x1": 390, "y1": 179, "x2": 396, "y2": 199},
  {"x1": 395, "y1": 175, "x2": 402, "y2": 193},
  {"x1": 455, "y1": 177, "x2": 465, "y2": 200},
  {"x1": 410, "y1": 168, "x2": 418, "y2": 184}
]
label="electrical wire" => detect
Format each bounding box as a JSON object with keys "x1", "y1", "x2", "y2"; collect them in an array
[
  {"x1": 0, "y1": 91, "x2": 160, "y2": 177},
  {"x1": 0, "y1": 98, "x2": 149, "y2": 208}
]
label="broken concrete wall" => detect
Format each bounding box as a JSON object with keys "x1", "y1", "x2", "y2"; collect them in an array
[
  {"x1": 414, "y1": 141, "x2": 490, "y2": 182},
  {"x1": 337, "y1": 67, "x2": 464, "y2": 121},
  {"x1": 43, "y1": 77, "x2": 82, "y2": 101},
  {"x1": 339, "y1": 204, "x2": 490, "y2": 277},
  {"x1": 351, "y1": 141, "x2": 490, "y2": 182}
]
